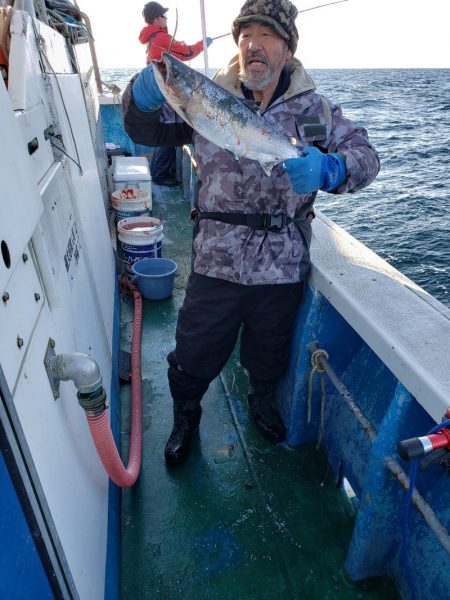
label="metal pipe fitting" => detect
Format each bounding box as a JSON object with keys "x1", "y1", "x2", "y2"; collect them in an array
[
  {"x1": 77, "y1": 387, "x2": 107, "y2": 417},
  {"x1": 49, "y1": 352, "x2": 103, "y2": 394}
]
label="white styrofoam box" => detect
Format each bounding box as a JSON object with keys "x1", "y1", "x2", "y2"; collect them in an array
[{"x1": 112, "y1": 156, "x2": 152, "y2": 196}]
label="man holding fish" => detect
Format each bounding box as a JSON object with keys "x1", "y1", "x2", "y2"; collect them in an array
[{"x1": 123, "y1": 0, "x2": 379, "y2": 465}]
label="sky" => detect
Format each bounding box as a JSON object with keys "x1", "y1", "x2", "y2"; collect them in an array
[{"x1": 80, "y1": 0, "x2": 450, "y2": 70}]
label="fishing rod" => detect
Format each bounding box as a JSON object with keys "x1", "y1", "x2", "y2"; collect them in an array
[
  {"x1": 299, "y1": 0, "x2": 349, "y2": 14},
  {"x1": 167, "y1": 7, "x2": 178, "y2": 55},
  {"x1": 211, "y1": 32, "x2": 232, "y2": 41},
  {"x1": 211, "y1": 0, "x2": 350, "y2": 40}
]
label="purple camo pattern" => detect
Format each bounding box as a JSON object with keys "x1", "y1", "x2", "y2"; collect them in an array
[{"x1": 189, "y1": 57, "x2": 380, "y2": 286}]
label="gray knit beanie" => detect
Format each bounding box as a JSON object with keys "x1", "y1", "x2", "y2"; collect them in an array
[{"x1": 232, "y1": 0, "x2": 299, "y2": 54}]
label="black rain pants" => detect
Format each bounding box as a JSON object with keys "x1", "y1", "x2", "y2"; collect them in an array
[{"x1": 168, "y1": 272, "x2": 304, "y2": 403}]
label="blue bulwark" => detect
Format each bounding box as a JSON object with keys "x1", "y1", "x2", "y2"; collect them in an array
[
  {"x1": 0, "y1": 449, "x2": 54, "y2": 599},
  {"x1": 100, "y1": 103, "x2": 135, "y2": 156},
  {"x1": 104, "y1": 278, "x2": 121, "y2": 600}
]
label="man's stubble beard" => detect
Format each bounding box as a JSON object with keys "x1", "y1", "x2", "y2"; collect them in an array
[
  {"x1": 238, "y1": 48, "x2": 288, "y2": 92},
  {"x1": 238, "y1": 64, "x2": 274, "y2": 91}
]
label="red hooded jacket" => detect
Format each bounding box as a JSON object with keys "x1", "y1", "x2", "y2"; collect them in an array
[{"x1": 138, "y1": 23, "x2": 205, "y2": 65}]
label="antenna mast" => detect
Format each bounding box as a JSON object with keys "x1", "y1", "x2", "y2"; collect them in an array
[{"x1": 199, "y1": 0, "x2": 209, "y2": 76}]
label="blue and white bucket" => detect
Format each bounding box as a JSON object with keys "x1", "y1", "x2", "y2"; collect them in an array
[
  {"x1": 117, "y1": 216, "x2": 163, "y2": 273},
  {"x1": 112, "y1": 188, "x2": 151, "y2": 222}
]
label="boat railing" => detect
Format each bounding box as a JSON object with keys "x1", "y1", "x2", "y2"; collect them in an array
[
  {"x1": 20, "y1": 0, "x2": 105, "y2": 94},
  {"x1": 309, "y1": 211, "x2": 450, "y2": 423},
  {"x1": 78, "y1": 10, "x2": 103, "y2": 94}
]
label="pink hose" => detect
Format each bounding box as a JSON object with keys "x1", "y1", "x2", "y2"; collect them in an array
[{"x1": 86, "y1": 277, "x2": 143, "y2": 488}]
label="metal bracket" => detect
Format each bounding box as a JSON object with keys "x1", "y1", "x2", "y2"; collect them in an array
[
  {"x1": 83, "y1": 66, "x2": 94, "y2": 88},
  {"x1": 44, "y1": 338, "x2": 60, "y2": 400},
  {"x1": 44, "y1": 125, "x2": 56, "y2": 140}
]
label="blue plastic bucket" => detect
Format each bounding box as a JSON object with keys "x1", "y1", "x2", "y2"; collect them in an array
[
  {"x1": 131, "y1": 258, "x2": 178, "y2": 300},
  {"x1": 117, "y1": 216, "x2": 163, "y2": 273}
]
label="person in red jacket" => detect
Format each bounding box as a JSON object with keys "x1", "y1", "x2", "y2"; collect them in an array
[
  {"x1": 138, "y1": 2, "x2": 212, "y2": 186},
  {"x1": 139, "y1": 2, "x2": 212, "y2": 65}
]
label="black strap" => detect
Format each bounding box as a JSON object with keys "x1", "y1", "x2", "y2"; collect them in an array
[
  {"x1": 146, "y1": 31, "x2": 161, "y2": 49},
  {"x1": 191, "y1": 209, "x2": 314, "y2": 232}
]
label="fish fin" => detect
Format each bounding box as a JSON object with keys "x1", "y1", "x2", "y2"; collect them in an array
[
  {"x1": 240, "y1": 98, "x2": 261, "y2": 113},
  {"x1": 261, "y1": 161, "x2": 278, "y2": 176}
]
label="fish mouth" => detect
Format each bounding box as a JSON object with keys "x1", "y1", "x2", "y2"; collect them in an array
[
  {"x1": 154, "y1": 52, "x2": 177, "y2": 81},
  {"x1": 161, "y1": 52, "x2": 176, "y2": 78},
  {"x1": 152, "y1": 57, "x2": 168, "y2": 81}
]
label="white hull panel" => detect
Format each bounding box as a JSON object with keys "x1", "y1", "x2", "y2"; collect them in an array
[{"x1": 1, "y1": 10, "x2": 117, "y2": 599}]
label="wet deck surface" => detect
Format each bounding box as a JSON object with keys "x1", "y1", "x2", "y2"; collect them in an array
[{"x1": 119, "y1": 185, "x2": 398, "y2": 599}]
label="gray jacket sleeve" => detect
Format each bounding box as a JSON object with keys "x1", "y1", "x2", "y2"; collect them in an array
[{"x1": 324, "y1": 97, "x2": 380, "y2": 194}]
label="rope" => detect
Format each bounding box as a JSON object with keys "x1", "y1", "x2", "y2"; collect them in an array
[
  {"x1": 49, "y1": 138, "x2": 82, "y2": 171},
  {"x1": 46, "y1": 8, "x2": 90, "y2": 40},
  {"x1": 101, "y1": 81, "x2": 121, "y2": 96},
  {"x1": 100, "y1": 80, "x2": 122, "y2": 108},
  {"x1": 307, "y1": 348, "x2": 329, "y2": 449},
  {"x1": 31, "y1": 18, "x2": 83, "y2": 174}
]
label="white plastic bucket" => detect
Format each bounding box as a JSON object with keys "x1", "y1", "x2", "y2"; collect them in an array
[
  {"x1": 117, "y1": 216, "x2": 163, "y2": 273},
  {"x1": 112, "y1": 188, "x2": 151, "y2": 222}
]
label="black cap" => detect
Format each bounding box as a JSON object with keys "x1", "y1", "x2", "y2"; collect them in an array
[{"x1": 142, "y1": 2, "x2": 168, "y2": 23}]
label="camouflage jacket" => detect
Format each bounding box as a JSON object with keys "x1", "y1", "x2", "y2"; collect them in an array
[{"x1": 123, "y1": 57, "x2": 380, "y2": 285}]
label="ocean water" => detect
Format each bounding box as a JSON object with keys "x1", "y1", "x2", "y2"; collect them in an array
[{"x1": 101, "y1": 68, "x2": 450, "y2": 306}]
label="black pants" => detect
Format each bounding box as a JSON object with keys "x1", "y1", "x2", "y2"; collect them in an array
[
  {"x1": 168, "y1": 273, "x2": 304, "y2": 403},
  {"x1": 150, "y1": 146, "x2": 176, "y2": 182}
]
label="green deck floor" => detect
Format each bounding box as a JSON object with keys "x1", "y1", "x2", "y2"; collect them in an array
[{"x1": 119, "y1": 187, "x2": 399, "y2": 599}]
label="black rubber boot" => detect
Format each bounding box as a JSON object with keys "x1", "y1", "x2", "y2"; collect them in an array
[
  {"x1": 164, "y1": 403, "x2": 202, "y2": 466},
  {"x1": 247, "y1": 379, "x2": 286, "y2": 444}
]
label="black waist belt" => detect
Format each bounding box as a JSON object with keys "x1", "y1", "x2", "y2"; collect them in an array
[{"x1": 191, "y1": 209, "x2": 314, "y2": 232}]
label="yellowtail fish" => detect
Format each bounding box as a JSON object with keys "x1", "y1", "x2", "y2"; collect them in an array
[{"x1": 152, "y1": 52, "x2": 300, "y2": 175}]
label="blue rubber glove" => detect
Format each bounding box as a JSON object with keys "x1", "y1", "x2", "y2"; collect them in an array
[
  {"x1": 284, "y1": 146, "x2": 346, "y2": 194},
  {"x1": 132, "y1": 64, "x2": 165, "y2": 112},
  {"x1": 206, "y1": 37, "x2": 213, "y2": 47}
]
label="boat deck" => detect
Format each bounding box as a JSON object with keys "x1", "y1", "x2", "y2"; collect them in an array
[{"x1": 119, "y1": 186, "x2": 398, "y2": 599}]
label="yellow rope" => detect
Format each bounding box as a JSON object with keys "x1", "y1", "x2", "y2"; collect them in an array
[{"x1": 306, "y1": 348, "x2": 329, "y2": 449}]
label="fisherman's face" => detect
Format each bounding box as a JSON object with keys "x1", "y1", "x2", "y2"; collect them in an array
[
  {"x1": 238, "y1": 22, "x2": 292, "y2": 91},
  {"x1": 153, "y1": 14, "x2": 167, "y2": 28}
]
